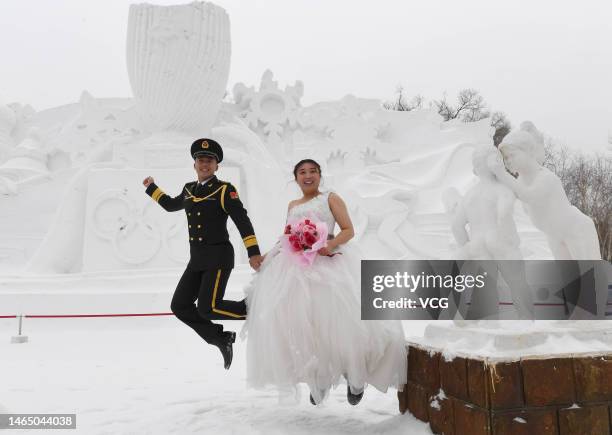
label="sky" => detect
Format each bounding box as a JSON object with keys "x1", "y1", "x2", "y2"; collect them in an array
[{"x1": 1, "y1": 0, "x2": 611, "y2": 150}]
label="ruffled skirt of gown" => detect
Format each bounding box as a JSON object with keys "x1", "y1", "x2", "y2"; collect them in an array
[{"x1": 241, "y1": 242, "x2": 407, "y2": 404}]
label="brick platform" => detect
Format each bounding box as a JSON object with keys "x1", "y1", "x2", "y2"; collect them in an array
[{"x1": 398, "y1": 343, "x2": 612, "y2": 435}]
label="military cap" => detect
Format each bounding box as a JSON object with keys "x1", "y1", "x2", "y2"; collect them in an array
[{"x1": 191, "y1": 138, "x2": 223, "y2": 163}]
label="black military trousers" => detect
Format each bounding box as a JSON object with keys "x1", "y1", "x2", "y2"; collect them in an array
[{"x1": 170, "y1": 266, "x2": 247, "y2": 345}]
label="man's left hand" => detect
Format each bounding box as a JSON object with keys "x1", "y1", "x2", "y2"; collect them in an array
[{"x1": 249, "y1": 255, "x2": 264, "y2": 271}]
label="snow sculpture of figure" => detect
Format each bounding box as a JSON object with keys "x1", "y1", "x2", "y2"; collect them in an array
[
  {"x1": 488, "y1": 121, "x2": 604, "y2": 318},
  {"x1": 451, "y1": 147, "x2": 521, "y2": 260},
  {"x1": 447, "y1": 146, "x2": 534, "y2": 319},
  {"x1": 490, "y1": 122, "x2": 601, "y2": 261}
]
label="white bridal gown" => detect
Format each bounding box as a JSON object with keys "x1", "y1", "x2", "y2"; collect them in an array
[{"x1": 242, "y1": 192, "x2": 407, "y2": 404}]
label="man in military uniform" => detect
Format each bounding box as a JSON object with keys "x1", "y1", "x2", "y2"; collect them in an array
[{"x1": 142, "y1": 138, "x2": 263, "y2": 370}]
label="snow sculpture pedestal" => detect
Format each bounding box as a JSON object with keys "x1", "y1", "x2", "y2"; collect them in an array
[{"x1": 399, "y1": 322, "x2": 612, "y2": 435}]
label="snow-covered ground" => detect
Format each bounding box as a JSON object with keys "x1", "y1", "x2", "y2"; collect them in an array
[
  {"x1": 1, "y1": 313, "x2": 433, "y2": 435},
  {"x1": 2, "y1": 268, "x2": 611, "y2": 434}
]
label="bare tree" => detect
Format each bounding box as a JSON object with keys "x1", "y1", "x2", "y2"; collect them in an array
[
  {"x1": 409, "y1": 94, "x2": 424, "y2": 111},
  {"x1": 491, "y1": 111, "x2": 512, "y2": 147},
  {"x1": 434, "y1": 96, "x2": 454, "y2": 121},
  {"x1": 383, "y1": 86, "x2": 423, "y2": 112},
  {"x1": 543, "y1": 139, "x2": 571, "y2": 178},
  {"x1": 543, "y1": 143, "x2": 612, "y2": 260},
  {"x1": 434, "y1": 89, "x2": 490, "y2": 122},
  {"x1": 386, "y1": 87, "x2": 512, "y2": 147}
]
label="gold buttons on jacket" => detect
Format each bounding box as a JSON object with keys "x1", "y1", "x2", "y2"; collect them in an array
[
  {"x1": 198, "y1": 237, "x2": 203, "y2": 241},
  {"x1": 190, "y1": 237, "x2": 194, "y2": 241},
  {"x1": 197, "y1": 224, "x2": 201, "y2": 228},
  {"x1": 197, "y1": 212, "x2": 201, "y2": 216},
  {"x1": 188, "y1": 213, "x2": 191, "y2": 216},
  {"x1": 189, "y1": 225, "x2": 192, "y2": 229}
]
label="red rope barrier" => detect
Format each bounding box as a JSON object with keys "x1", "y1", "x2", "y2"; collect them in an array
[
  {"x1": 2, "y1": 297, "x2": 611, "y2": 319},
  {"x1": 24, "y1": 313, "x2": 174, "y2": 319},
  {"x1": 2, "y1": 304, "x2": 610, "y2": 318},
  {"x1": 467, "y1": 302, "x2": 569, "y2": 307}
]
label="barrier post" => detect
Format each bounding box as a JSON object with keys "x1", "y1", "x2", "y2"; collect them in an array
[{"x1": 11, "y1": 315, "x2": 28, "y2": 344}]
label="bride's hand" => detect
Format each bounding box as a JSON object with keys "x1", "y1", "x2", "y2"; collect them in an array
[{"x1": 317, "y1": 247, "x2": 333, "y2": 256}]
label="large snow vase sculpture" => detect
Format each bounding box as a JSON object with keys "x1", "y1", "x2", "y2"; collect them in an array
[{"x1": 126, "y1": 2, "x2": 231, "y2": 134}]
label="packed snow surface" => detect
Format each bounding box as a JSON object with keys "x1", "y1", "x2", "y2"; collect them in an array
[{"x1": 1, "y1": 316, "x2": 433, "y2": 435}]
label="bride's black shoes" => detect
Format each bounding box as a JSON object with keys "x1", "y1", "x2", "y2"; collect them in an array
[
  {"x1": 215, "y1": 331, "x2": 236, "y2": 370},
  {"x1": 309, "y1": 389, "x2": 327, "y2": 406},
  {"x1": 309, "y1": 393, "x2": 317, "y2": 406},
  {"x1": 347, "y1": 385, "x2": 364, "y2": 405},
  {"x1": 309, "y1": 387, "x2": 363, "y2": 406}
]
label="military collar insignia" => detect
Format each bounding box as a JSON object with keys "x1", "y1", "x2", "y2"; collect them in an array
[{"x1": 196, "y1": 176, "x2": 218, "y2": 187}]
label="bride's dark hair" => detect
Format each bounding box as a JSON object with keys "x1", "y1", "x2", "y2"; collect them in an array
[{"x1": 293, "y1": 159, "x2": 322, "y2": 179}]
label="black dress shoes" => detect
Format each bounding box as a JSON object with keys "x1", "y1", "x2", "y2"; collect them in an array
[
  {"x1": 309, "y1": 389, "x2": 328, "y2": 405},
  {"x1": 309, "y1": 393, "x2": 317, "y2": 406},
  {"x1": 347, "y1": 385, "x2": 364, "y2": 405},
  {"x1": 216, "y1": 331, "x2": 236, "y2": 370}
]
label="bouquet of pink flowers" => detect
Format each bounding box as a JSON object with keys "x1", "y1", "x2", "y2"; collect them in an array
[{"x1": 281, "y1": 218, "x2": 329, "y2": 267}]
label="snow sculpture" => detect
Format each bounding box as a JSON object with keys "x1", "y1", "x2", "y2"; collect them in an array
[
  {"x1": 354, "y1": 189, "x2": 416, "y2": 258},
  {"x1": 126, "y1": 2, "x2": 231, "y2": 134},
  {"x1": 450, "y1": 146, "x2": 521, "y2": 260},
  {"x1": 489, "y1": 122, "x2": 604, "y2": 318},
  {"x1": 51, "y1": 91, "x2": 141, "y2": 167},
  {"x1": 26, "y1": 167, "x2": 90, "y2": 274},
  {"x1": 0, "y1": 100, "x2": 17, "y2": 158},
  {"x1": 233, "y1": 70, "x2": 304, "y2": 159},
  {"x1": 0, "y1": 128, "x2": 48, "y2": 187},
  {"x1": 489, "y1": 122, "x2": 601, "y2": 261},
  {"x1": 6, "y1": 103, "x2": 36, "y2": 148},
  {"x1": 447, "y1": 146, "x2": 534, "y2": 319}
]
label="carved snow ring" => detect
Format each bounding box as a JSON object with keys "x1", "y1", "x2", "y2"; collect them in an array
[
  {"x1": 250, "y1": 90, "x2": 292, "y2": 125},
  {"x1": 91, "y1": 190, "x2": 161, "y2": 265}
]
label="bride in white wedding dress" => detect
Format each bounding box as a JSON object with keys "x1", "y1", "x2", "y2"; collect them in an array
[{"x1": 242, "y1": 159, "x2": 407, "y2": 406}]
